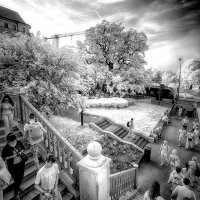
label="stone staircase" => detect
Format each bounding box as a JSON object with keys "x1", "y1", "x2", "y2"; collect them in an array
[
  {"x1": 0, "y1": 121, "x2": 73, "y2": 200},
  {"x1": 94, "y1": 118, "x2": 148, "y2": 150}
]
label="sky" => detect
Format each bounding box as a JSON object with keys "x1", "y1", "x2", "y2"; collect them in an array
[{"x1": 0, "y1": 0, "x2": 200, "y2": 72}]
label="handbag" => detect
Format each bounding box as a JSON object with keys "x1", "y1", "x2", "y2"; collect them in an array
[{"x1": 14, "y1": 148, "x2": 28, "y2": 163}]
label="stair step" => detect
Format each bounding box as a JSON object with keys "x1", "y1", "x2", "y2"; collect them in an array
[
  {"x1": 118, "y1": 130, "x2": 128, "y2": 139},
  {"x1": 134, "y1": 137, "x2": 143, "y2": 146},
  {"x1": 115, "y1": 128, "x2": 125, "y2": 137},
  {"x1": 112, "y1": 126, "x2": 122, "y2": 134},
  {"x1": 100, "y1": 122, "x2": 110, "y2": 130},
  {"x1": 140, "y1": 140, "x2": 148, "y2": 149},
  {"x1": 62, "y1": 192, "x2": 74, "y2": 200},
  {"x1": 98, "y1": 120, "x2": 109, "y2": 127},
  {"x1": 94, "y1": 118, "x2": 105, "y2": 125},
  {"x1": 96, "y1": 119, "x2": 107, "y2": 126}
]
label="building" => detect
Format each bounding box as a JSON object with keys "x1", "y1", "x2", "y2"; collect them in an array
[{"x1": 0, "y1": 6, "x2": 31, "y2": 34}]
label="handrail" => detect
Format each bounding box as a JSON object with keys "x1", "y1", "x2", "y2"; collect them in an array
[
  {"x1": 19, "y1": 95, "x2": 83, "y2": 189},
  {"x1": 110, "y1": 166, "x2": 138, "y2": 200}
]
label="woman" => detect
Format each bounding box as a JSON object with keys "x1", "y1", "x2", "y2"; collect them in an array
[
  {"x1": 182, "y1": 162, "x2": 190, "y2": 179},
  {"x1": 182, "y1": 116, "x2": 189, "y2": 130},
  {"x1": 177, "y1": 127, "x2": 187, "y2": 147},
  {"x1": 185, "y1": 129, "x2": 195, "y2": 149},
  {"x1": 143, "y1": 181, "x2": 164, "y2": 200},
  {"x1": 169, "y1": 149, "x2": 180, "y2": 171},
  {"x1": 194, "y1": 127, "x2": 199, "y2": 147},
  {"x1": 0, "y1": 95, "x2": 15, "y2": 135},
  {"x1": 1, "y1": 133, "x2": 26, "y2": 200},
  {"x1": 0, "y1": 157, "x2": 11, "y2": 200},
  {"x1": 160, "y1": 140, "x2": 169, "y2": 166},
  {"x1": 188, "y1": 156, "x2": 199, "y2": 187}
]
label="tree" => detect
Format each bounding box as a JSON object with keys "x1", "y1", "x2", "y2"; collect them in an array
[
  {"x1": 181, "y1": 59, "x2": 200, "y2": 88},
  {"x1": 162, "y1": 71, "x2": 176, "y2": 86},
  {"x1": 152, "y1": 70, "x2": 162, "y2": 84},
  {"x1": 0, "y1": 33, "x2": 88, "y2": 114},
  {"x1": 78, "y1": 20, "x2": 148, "y2": 95}
]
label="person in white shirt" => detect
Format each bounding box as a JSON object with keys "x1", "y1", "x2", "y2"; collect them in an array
[
  {"x1": 160, "y1": 140, "x2": 170, "y2": 166},
  {"x1": 169, "y1": 149, "x2": 180, "y2": 171},
  {"x1": 177, "y1": 127, "x2": 187, "y2": 147},
  {"x1": 170, "y1": 178, "x2": 196, "y2": 200},
  {"x1": 193, "y1": 127, "x2": 199, "y2": 147},
  {"x1": 162, "y1": 114, "x2": 169, "y2": 125},
  {"x1": 128, "y1": 118, "x2": 135, "y2": 139},
  {"x1": 192, "y1": 119, "x2": 199, "y2": 130},
  {"x1": 182, "y1": 116, "x2": 189, "y2": 129},
  {"x1": 24, "y1": 113, "x2": 47, "y2": 170},
  {"x1": 35, "y1": 154, "x2": 62, "y2": 200},
  {"x1": 185, "y1": 129, "x2": 194, "y2": 149}
]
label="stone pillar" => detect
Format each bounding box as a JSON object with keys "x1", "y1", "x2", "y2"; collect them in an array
[{"x1": 78, "y1": 141, "x2": 111, "y2": 200}]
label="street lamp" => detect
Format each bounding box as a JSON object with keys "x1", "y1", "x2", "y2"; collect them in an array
[{"x1": 177, "y1": 57, "x2": 182, "y2": 100}]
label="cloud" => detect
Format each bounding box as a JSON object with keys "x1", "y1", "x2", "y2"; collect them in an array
[{"x1": 0, "y1": 0, "x2": 199, "y2": 71}]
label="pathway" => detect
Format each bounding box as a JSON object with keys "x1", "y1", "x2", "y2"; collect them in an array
[{"x1": 137, "y1": 116, "x2": 200, "y2": 200}]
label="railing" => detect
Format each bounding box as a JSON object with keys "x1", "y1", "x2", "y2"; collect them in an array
[
  {"x1": 110, "y1": 166, "x2": 138, "y2": 200},
  {"x1": 18, "y1": 95, "x2": 83, "y2": 189}
]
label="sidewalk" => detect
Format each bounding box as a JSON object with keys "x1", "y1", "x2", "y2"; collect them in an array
[{"x1": 137, "y1": 116, "x2": 200, "y2": 200}]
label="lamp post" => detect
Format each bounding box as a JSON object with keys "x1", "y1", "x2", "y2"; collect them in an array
[{"x1": 177, "y1": 57, "x2": 182, "y2": 100}]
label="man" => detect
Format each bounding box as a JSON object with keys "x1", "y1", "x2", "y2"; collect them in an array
[
  {"x1": 160, "y1": 140, "x2": 170, "y2": 166},
  {"x1": 168, "y1": 166, "x2": 184, "y2": 192},
  {"x1": 177, "y1": 127, "x2": 187, "y2": 147},
  {"x1": 35, "y1": 154, "x2": 62, "y2": 200},
  {"x1": 170, "y1": 177, "x2": 196, "y2": 200},
  {"x1": 127, "y1": 118, "x2": 135, "y2": 139},
  {"x1": 182, "y1": 116, "x2": 189, "y2": 130},
  {"x1": 24, "y1": 113, "x2": 47, "y2": 170}
]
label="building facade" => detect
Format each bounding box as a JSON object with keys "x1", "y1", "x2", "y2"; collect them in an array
[{"x1": 0, "y1": 6, "x2": 31, "y2": 34}]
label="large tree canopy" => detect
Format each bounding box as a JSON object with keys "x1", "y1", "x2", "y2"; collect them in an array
[
  {"x1": 78, "y1": 20, "x2": 149, "y2": 95},
  {"x1": 0, "y1": 33, "x2": 88, "y2": 113},
  {"x1": 181, "y1": 59, "x2": 200, "y2": 87}
]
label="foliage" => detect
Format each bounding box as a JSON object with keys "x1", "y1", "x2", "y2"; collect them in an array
[
  {"x1": 151, "y1": 70, "x2": 162, "y2": 84},
  {"x1": 77, "y1": 20, "x2": 149, "y2": 95},
  {"x1": 0, "y1": 33, "x2": 88, "y2": 113},
  {"x1": 161, "y1": 71, "x2": 176, "y2": 86},
  {"x1": 85, "y1": 97, "x2": 130, "y2": 108},
  {"x1": 181, "y1": 59, "x2": 200, "y2": 87}
]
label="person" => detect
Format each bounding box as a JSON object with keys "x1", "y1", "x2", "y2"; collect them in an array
[
  {"x1": 24, "y1": 113, "x2": 47, "y2": 171},
  {"x1": 1, "y1": 133, "x2": 26, "y2": 199},
  {"x1": 176, "y1": 106, "x2": 183, "y2": 120},
  {"x1": 160, "y1": 140, "x2": 170, "y2": 166},
  {"x1": 168, "y1": 166, "x2": 184, "y2": 192},
  {"x1": 162, "y1": 114, "x2": 169, "y2": 125},
  {"x1": 192, "y1": 101, "x2": 198, "y2": 118},
  {"x1": 169, "y1": 149, "x2": 180, "y2": 171},
  {"x1": 0, "y1": 157, "x2": 11, "y2": 200},
  {"x1": 170, "y1": 178, "x2": 196, "y2": 200},
  {"x1": 182, "y1": 163, "x2": 190, "y2": 179},
  {"x1": 185, "y1": 129, "x2": 194, "y2": 149},
  {"x1": 193, "y1": 127, "x2": 199, "y2": 147},
  {"x1": 0, "y1": 95, "x2": 15, "y2": 135},
  {"x1": 35, "y1": 154, "x2": 62, "y2": 200},
  {"x1": 143, "y1": 181, "x2": 164, "y2": 200},
  {"x1": 177, "y1": 127, "x2": 187, "y2": 147},
  {"x1": 182, "y1": 116, "x2": 189, "y2": 130},
  {"x1": 192, "y1": 119, "x2": 199, "y2": 130},
  {"x1": 127, "y1": 118, "x2": 135, "y2": 139},
  {"x1": 188, "y1": 156, "x2": 199, "y2": 187}
]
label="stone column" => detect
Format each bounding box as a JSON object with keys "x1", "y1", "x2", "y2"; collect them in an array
[{"x1": 78, "y1": 141, "x2": 111, "y2": 200}]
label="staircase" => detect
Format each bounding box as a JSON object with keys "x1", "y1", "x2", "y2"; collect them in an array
[
  {"x1": 0, "y1": 121, "x2": 73, "y2": 200},
  {"x1": 94, "y1": 118, "x2": 148, "y2": 150}
]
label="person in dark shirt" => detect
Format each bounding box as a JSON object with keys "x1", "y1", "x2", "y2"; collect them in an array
[{"x1": 1, "y1": 133, "x2": 26, "y2": 200}]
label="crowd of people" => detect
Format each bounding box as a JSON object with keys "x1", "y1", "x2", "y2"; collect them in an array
[
  {"x1": 0, "y1": 98, "x2": 62, "y2": 200},
  {"x1": 145, "y1": 111, "x2": 200, "y2": 200}
]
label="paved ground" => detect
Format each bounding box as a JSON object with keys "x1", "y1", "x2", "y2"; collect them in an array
[{"x1": 137, "y1": 116, "x2": 200, "y2": 200}]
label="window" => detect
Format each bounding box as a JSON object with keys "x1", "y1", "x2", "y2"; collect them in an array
[
  {"x1": 12, "y1": 25, "x2": 16, "y2": 30},
  {"x1": 4, "y1": 23, "x2": 8, "y2": 28}
]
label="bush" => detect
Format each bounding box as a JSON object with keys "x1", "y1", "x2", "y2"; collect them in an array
[{"x1": 85, "y1": 98, "x2": 130, "y2": 108}]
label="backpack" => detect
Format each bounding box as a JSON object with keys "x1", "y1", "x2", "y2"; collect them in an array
[
  {"x1": 127, "y1": 121, "x2": 130, "y2": 127},
  {"x1": 29, "y1": 121, "x2": 43, "y2": 141}
]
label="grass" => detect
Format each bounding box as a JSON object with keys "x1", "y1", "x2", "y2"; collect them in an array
[
  {"x1": 49, "y1": 116, "x2": 101, "y2": 154},
  {"x1": 85, "y1": 102, "x2": 168, "y2": 136}
]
